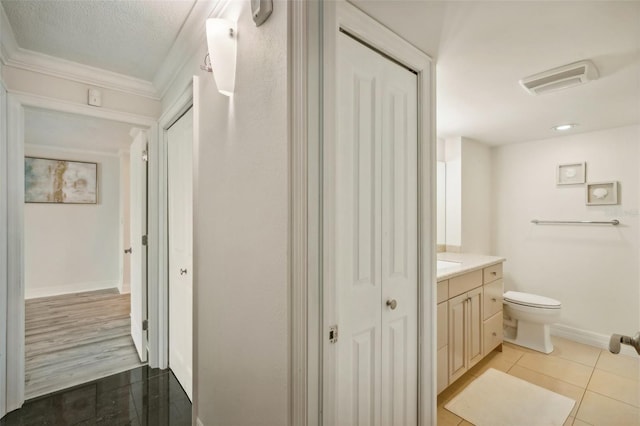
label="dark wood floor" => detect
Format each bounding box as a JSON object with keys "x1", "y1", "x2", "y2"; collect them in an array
[{"x1": 25, "y1": 288, "x2": 144, "y2": 399}]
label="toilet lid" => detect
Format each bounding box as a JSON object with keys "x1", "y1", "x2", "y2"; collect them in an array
[{"x1": 504, "y1": 291, "x2": 561, "y2": 309}]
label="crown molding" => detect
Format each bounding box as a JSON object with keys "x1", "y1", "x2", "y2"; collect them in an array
[
  {"x1": 153, "y1": 0, "x2": 229, "y2": 99},
  {"x1": 0, "y1": 2, "x2": 158, "y2": 99},
  {"x1": 1, "y1": 0, "x2": 231, "y2": 103}
]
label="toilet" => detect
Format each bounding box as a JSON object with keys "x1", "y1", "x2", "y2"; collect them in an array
[{"x1": 503, "y1": 291, "x2": 562, "y2": 354}]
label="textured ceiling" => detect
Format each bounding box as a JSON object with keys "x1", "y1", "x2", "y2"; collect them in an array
[
  {"x1": 26, "y1": 107, "x2": 135, "y2": 153},
  {"x1": 1, "y1": 0, "x2": 197, "y2": 80},
  {"x1": 352, "y1": 1, "x2": 640, "y2": 145}
]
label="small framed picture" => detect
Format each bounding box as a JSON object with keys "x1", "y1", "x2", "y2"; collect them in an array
[
  {"x1": 586, "y1": 181, "x2": 618, "y2": 205},
  {"x1": 557, "y1": 162, "x2": 586, "y2": 185}
]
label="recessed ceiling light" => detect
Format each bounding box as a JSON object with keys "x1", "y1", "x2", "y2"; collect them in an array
[{"x1": 553, "y1": 124, "x2": 577, "y2": 131}]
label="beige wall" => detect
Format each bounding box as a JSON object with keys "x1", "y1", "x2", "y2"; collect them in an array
[
  {"x1": 187, "y1": 1, "x2": 289, "y2": 425},
  {"x1": 1, "y1": 65, "x2": 161, "y2": 118}
]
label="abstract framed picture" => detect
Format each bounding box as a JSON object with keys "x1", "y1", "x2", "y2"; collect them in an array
[
  {"x1": 585, "y1": 181, "x2": 618, "y2": 206},
  {"x1": 25, "y1": 157, "x2": 98, "y2": 204},
  {"x1": 557, "y1": 162, "x2": 586, "y2": 185}
]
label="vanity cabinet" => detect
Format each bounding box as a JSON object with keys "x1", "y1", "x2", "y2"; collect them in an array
[{"x1": 437, "y1": 259, "x2": 505, "y2": 394}]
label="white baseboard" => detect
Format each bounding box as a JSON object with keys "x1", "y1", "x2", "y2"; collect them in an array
[
  {"x1": 25, "y1": 280, "x2": 119, "y2": 299},
  {"x1": 551, "y1": 323, "x2": 638, "y2": 357}
]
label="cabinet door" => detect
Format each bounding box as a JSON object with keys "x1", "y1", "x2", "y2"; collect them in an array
[
  {"x1": 467, "y1": 286, "x2": 484, "y2": 368},
  {"x1": 437, "y1": 302, "x2": 448, "y2": 349},
  {"x1": 448, "y1": 293, "x2": 467, "y2": 382},
  {"x1": 437, "y1": 346, "x2": 448, "y2": 394}
]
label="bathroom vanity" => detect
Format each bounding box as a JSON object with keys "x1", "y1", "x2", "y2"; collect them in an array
[{"x1": 436, "y1": 253, "x2": 505, "y2": 394}]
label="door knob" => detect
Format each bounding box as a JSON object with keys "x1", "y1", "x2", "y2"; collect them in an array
[
  {"x1": 180, "y1": 268, "x2": 188, "y2": 275},
  {"x1": 386, "y1": 299, "x2": 397, "y2": 310}
]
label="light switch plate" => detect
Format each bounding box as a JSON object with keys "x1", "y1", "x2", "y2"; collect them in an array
[{"x1": 88, "y1": 88, "x2": 102, "y2": 107}]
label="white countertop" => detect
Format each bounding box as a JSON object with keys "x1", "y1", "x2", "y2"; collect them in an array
[{"x1": 437, "y1": 252, "x2": 505, "y2": 280}]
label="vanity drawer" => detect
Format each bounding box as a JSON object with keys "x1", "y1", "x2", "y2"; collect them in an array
[
  {"x1": 483, "y1": 311, "x2": 503, "y2": 354},
  {"x1": 449, "y1": 270, "x2": 482, "y2": 298},
  {"x1": 437, "y1": 280, "x2": 449, "y2": 304},
  {"x1": 437, "y1": 301, "x2": 448, "y2": 349},
  {"x1": 483, "y1": 279, "x2": 504, "y2": 320},
  {"x1": 483, "y1": 263, "x2": 503, "y2": 284}
]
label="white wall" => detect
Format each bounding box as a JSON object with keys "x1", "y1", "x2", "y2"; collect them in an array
[
  {"x1": 442, "y1": 136, "x2": 492, "y2": 253},
  {"x1": 187, "y1": 1, "x2": 289, "y2": 425},
  {"x1": 24, "y1": 145, "x2": 121, "y2": 298},
  {"x1": 444, "y1": 137, "x2": 461, "y2": 248},
  {"x1": 492, "y1": 125, "x2": 640, "y2": 338},
  {"x1": 461, "y1": 137, "x2": 491, "y2": 254}
]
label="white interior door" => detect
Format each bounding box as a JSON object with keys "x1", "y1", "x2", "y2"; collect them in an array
[
  {"x1": 168, "y1": 108, "x2": 193, "y2": 400},
  {"x1": 334, "y1": 33, "x2": 418, "y2": 425},
  {"x1": 130, "y1": 131, "x2": 148, "y2": 363}
]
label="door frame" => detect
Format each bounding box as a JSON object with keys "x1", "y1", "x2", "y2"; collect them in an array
[
  {"x1": 290, "y1": 1, "x2": 436, "y2": 424},
  {"x1": 0, "y1": 81, "x2": 7, "y2": 420},
  {"x1": 2, "y1": 91, "x2": 158, "y2": 412}
]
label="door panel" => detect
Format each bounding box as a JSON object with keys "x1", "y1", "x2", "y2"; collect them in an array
[
  {"x1": 130, "y1": 132, "x2": 148, "y2": 363},
  {"x1": 448, "y1": 293, "x2": 467, "y2": 382},
  {"x1": 336, "y1": 33, "x2": 382, "y2": 425},
  {"x1": 168, "y1": 108, "x2": 194, "y2": 401},
  {"x1": 381, "y1": 55, "x2": 418, "y2": 426},
  {"x1": 335, "y1": 32, "x2": 418, "y2": 426},
  {"x1": 467, "y1": 287, "x2": 484, "y2": 367}
]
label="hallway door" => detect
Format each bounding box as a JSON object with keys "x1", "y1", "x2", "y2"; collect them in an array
[
  {"x1": 130, "y1": 130, "x2": 148, "y2": 363},
  {"x1": 168, "y1": 108, "x2": 193, "y2": 400},
  {"x1": 333, "y1": 32, "x2": 419, "y2": 425}
]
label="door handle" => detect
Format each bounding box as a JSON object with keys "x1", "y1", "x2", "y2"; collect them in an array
[
  {"x1": 124, "y1": 247, "x2": 132, "y2": 254},
  {"x1": 386, "y1": 299, "x2": 397, "y2": 310},
  {"x1": 180, "y1": 268, "x2": 188, "y2": 276}
]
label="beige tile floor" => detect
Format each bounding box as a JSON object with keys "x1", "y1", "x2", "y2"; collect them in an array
[{"x1": 437, "y1": 337, "x2": 640, "y2": 426}]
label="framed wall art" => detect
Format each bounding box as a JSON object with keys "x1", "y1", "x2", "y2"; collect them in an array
[
  {"x1": 557, "y1": 162, "x2": 586, "y2": 185},
  {"x1": 585, "y1": 181, "x2": 618, "y2": 206},
  {"x1": 25, "y1": 157, "x2": 98, "y2": 204}
]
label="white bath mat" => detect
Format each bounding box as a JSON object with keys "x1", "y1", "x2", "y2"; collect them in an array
[{"x1": 445, "y1": 368, "x2": 575, "y2": 426}]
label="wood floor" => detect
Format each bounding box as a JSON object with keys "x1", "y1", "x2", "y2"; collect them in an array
[{"x1": 25, "y1": 288, "x2": 144, "y2": 399}]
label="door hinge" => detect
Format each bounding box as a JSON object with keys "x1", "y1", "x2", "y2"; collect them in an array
[
  {"x1": 142, "y1": 319, "x2": 149, "y2": 331},
  {"x1": 142, "y1": 235, "x2": 148, "y2": 246},
  {"x1": 329, "y1": 325, "x2": 338, "y2": 343},
  {"x1": 142, "y1": 150, "x2": 149, "y2": 162}
]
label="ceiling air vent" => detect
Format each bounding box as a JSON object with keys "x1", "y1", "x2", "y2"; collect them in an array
[{"x1": 520, "y1": 60, "x2": 599, "y2": 95}]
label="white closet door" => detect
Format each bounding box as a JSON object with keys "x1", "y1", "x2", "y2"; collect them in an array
[
  {"x1": 335, "y1": 32, "x2": 418, "y2": 426},
  {"x1": 168, "y1": 108, "x2": 194, "y2": 401},
  {"x1": 380, "y1": 55, "x2": 418, "y2": 426},
  {"x1": 130, "y1": 132, "x2": 148, "y2": 363}
]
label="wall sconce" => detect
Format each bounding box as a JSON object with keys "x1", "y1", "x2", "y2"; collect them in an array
[{"x1": 204, "y1": 18, "x2": 237, "y2": 96}]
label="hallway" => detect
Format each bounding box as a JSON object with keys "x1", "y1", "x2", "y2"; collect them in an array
[{"x1": 25, "y1": 289, "x2": 143, "y2": 399}]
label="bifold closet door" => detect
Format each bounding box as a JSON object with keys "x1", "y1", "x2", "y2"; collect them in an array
[{"x1": 335, "y1": 32, "x2": 418, "y2": 426}]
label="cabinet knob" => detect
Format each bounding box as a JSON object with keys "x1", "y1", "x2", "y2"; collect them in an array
[
  {"x1": 491, "y1": 271, "x2": 497, "y2": 275},
  {"x1": 492, "y1": 332, "x2": 497, "y2": 336},
  {"x1": 491, "y1": 297, "x2": 497, "y2": 302},
  {"x1": 386, "y1": 299, "x2": 398, "y2": 310}
]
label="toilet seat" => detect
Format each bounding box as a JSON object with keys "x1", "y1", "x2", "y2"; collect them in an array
[{"x1": 503, "y1": 291, "x2": 561, "y2": 309}]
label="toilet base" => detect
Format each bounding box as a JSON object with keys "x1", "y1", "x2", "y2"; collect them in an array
[{"x1": 503, "y1": 320, "x2": 554, "y2": 354}]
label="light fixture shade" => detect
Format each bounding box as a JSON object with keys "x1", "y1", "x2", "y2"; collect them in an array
[{"x1": 206, "y1": 18, "x2": 237, "y2": 96}]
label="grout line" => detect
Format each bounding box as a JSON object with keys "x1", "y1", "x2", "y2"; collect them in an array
[{"x1": 572, "y1": 349, "x2": 602, "y2": 424}]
